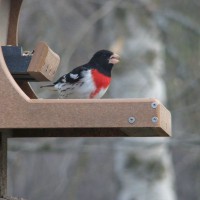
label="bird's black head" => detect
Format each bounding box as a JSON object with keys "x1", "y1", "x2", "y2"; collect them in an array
[{"x1": 89, "y1": 50, "x2": 120, "y2": 77}]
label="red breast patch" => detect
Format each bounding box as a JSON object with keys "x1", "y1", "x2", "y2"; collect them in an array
[{"x1": 90, "y1": 69, "x2": 111, "y2": 98}]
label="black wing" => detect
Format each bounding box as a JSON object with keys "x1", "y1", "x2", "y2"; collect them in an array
[{"x1": 54, "y1": 65, "x2": 89, "y2": 85}]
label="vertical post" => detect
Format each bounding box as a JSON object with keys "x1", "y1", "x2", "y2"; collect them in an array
[{"x1": 0, "y1": 132, "x2": 7, "y2": 197}]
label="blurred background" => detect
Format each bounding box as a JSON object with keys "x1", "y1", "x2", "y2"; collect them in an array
[{"x1": 7, "y1": 0, "x2": 200, "y2": 199}]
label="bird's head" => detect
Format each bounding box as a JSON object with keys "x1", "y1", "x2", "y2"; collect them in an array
[{"x1": 89, "y1": 50, "x2": 120, "y2": 76}]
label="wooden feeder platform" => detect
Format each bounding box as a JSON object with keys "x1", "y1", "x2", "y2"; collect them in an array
[{"x1": 0, "y1": 0, "x2": 172, "y2": 199}]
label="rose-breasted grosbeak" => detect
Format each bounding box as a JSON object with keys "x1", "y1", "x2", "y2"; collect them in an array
[{"x1": 41, "y1": 50, "x2": 120, "y2": 99}]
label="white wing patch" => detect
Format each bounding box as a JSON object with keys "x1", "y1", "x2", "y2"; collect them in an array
[{"x1": 70, "y1": 73, "x2": 79, "y2": 79}]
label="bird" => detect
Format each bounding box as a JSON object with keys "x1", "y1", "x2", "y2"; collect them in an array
[{"x1": 40, "y1": 50, "x2": 120, "y2": 99}]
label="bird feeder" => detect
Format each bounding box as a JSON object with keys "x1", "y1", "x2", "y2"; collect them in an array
[{"x1": 0, "y1": 0, "x2": 172, "y2": 198}]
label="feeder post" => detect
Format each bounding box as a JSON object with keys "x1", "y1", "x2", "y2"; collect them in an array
[{"x1": 0, "y1": 132, "x2": 8, "y2": 197}]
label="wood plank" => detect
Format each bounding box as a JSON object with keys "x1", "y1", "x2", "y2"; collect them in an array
[
  {"x1": 0, "y1": 98, "x2": 171, "y2": 136},
  {"x1": 7, "y1": 0, "x2": 23, "y2": 45},
  {"x1": 1, "y1": 98, "x2": 151, "y2": 129},
  {"x1": 27, "y1": 42, "x2": 60, "y2": 81}
]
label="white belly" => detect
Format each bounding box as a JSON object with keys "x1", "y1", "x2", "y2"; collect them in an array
[{"x1": 92, "y1": 87, "x2": 109, "y2": 99}]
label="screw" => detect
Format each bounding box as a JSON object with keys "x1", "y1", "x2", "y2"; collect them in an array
[
  {"x1": 152, "y1": 117, "x2": 158, "y2": 123},
  {"x1": 151, "y1": 102, "x2": 158, "y2": 109},
  {"x1": 128, "y1": 117, "x2": 136, "y2": 124}
]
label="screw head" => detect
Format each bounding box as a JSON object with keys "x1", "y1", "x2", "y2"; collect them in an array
[
  {"x1": 128, "y1": 117, "x2": 136, "y2": 124},
  {"x1": 151, "y1": 102, "x2": 158, "y2": 109},
  {"x1": 152, "y1": 117, "x2": 158, "y2": 123}
]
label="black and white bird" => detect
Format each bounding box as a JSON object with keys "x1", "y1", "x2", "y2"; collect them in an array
[{"x1": 40, "y1": 50, "x2": 120, "y2": 99}]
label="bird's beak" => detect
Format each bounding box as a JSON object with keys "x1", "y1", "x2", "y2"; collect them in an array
[{"x1": 109, "y1": 53, "x2": 120, "y2": 64}]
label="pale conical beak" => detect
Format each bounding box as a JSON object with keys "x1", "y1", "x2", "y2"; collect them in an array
[{"x1": 109, "y1": 53, "x2": 120, "y2": 64}]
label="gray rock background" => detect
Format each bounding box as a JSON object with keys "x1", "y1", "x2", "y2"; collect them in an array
[{"x1": 7, "y1": 0, "x2": 200, "y2": 200}]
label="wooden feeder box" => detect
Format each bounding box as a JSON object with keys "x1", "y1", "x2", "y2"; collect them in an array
[{"x1": 0, "y1": 0, "x2": 172, "y2": 199}]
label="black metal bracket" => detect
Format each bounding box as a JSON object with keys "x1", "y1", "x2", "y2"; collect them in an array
[{"x1": 2, "y1": 46, "x2": 35, "y2": 81}]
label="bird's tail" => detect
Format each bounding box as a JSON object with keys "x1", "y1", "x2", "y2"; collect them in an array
[{"x1": 40, "y1": 84, "x2": 57, "y2": 91}]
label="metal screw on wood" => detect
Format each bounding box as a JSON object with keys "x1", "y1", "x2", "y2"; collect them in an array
[
  {"x1": 152, "y1": 117, "x2": 158, "y2": 123},
  {"x1": 151, "y1": 102, "x2": 158, "y2": 109},
  {"x1": 128, "y1": 117, "x2": 136, "y2": 124}
]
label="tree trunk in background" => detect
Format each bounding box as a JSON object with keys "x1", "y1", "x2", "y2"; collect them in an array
[
  {"x1": 98, "y1": 2, "x2": 176, "y2": 200},
  {"x1": 8, "y1": 0, "x2": 177, "y2": 200}
]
